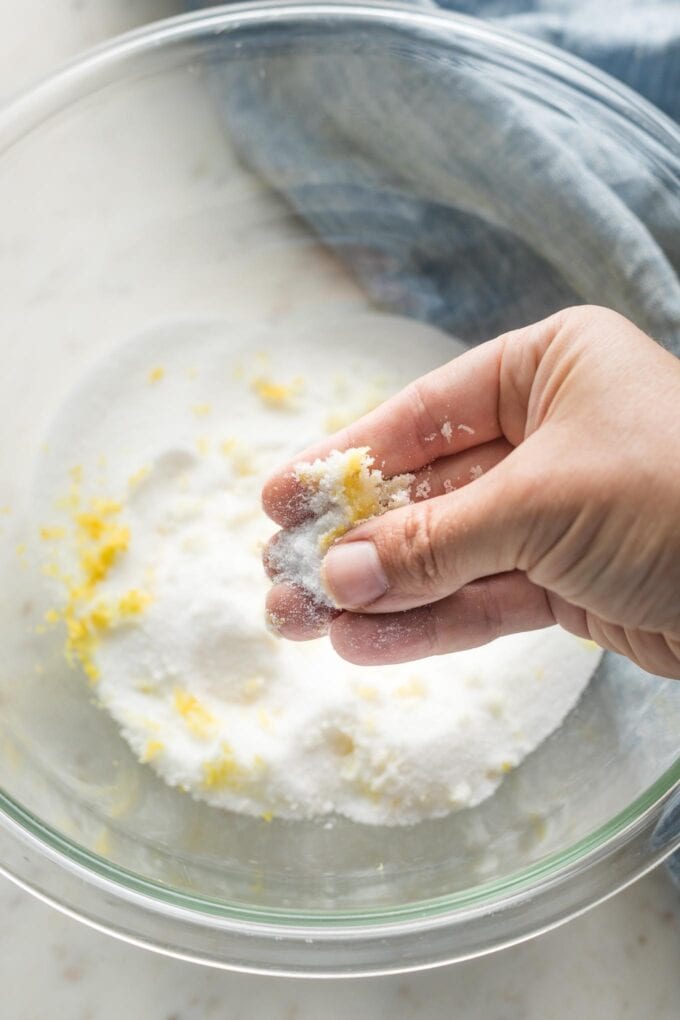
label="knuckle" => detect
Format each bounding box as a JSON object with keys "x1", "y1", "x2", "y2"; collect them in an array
[
  {"x1": 473, "y1": 581, "x2": 504, "y2": 643},
  {"x1": 390, "y1": 502, "x2": 447, "y2": 595}
]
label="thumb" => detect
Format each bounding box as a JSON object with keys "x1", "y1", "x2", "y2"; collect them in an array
[{"x1": 321, "y1": 433, "x2": 572, "y2": 612}]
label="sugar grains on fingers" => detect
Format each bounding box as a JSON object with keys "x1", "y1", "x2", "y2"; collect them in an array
[
  {"x1": 265, "y1": 583, "x2": 336, "y2": 641},
  {"x1": 262, "y1": 437, "x2": 511, "y2": 583},
  {"x1": 262, "y1": 337, "x2": 506, "y2": 528},
  {"x1": 321, "y1": 434, "x2": 574, "y2": 614},
  {"x1": 409, "y1": 437, "x2": 513, "y2": 501},
  {"x1": 329, "y1": 572, "x2": 559, "y2": 665}
]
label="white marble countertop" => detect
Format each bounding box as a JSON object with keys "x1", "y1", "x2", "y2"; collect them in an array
[{"x1": 1, "y1": 3, "x2": 679, "y2": 1017}]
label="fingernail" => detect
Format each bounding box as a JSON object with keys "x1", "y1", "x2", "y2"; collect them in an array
[{"x1": 322, "y1": 541, "x2": 388, "y2": 609}]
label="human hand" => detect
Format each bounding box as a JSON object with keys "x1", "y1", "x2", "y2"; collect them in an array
[{"x1": 263, "y1": 306, "x2": 680, "y2": 679}]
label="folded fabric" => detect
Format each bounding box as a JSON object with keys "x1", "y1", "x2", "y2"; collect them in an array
[
  {"x1": 455, "y1": 0, "x2": 680, "y2": 122},
  {"x1": 191, "y1": 0, "x2": 680, "y2": 349}
]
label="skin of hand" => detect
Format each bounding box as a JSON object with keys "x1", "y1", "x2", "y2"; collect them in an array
[{"x1": 262, "y1": 306, "x2": 680, "y2": 679}]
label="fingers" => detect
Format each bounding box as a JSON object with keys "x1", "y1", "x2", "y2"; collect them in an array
[
  {"x1": 262, "y1": 311, "x2": 566, "y2": 528},
  {"x1": 321, "y1": 436, "x2": 572, "y2": 613},
  {"x1": 262, "y1": 335, "x2": 506, "y2": 527},
  {"x1": 265, "y1": 584, "x2": 337, "y2": 640},
  {"x1": 262, "y1": 436, "x2": 513, "y2": 579},
  {"x1": 329, "y1": 572, "x2": 556, "y2": 665},
  {"x1": 409, "y1": 437, "x2": 513, "y2": 501}
]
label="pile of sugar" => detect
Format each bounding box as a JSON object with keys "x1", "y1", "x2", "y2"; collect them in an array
[
  {"x1": 268, "y1": 447, "x2": 413, "y2": 605},
  {"x1": 34, "y1": 317, "x2": 602, "y2": 825}
]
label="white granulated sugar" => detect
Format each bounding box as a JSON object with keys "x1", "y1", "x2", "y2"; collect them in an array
[
  {"x1": 440, "y1": 420, "x2": 453, "y2": 442},
  {"x1": 268, "y1": 448, "x2": 413, "y2": 606},
  {"x1": 34, "y1": 316, "x2": 602, "y2": 826},
  {"x1": 414, "y1": 478, "x2": 432, "y2": 499},
  {"x1": 443, "y1": 479, "x2": 456, "y2": 493},
  {"x1": 457, "y1": 423, "x2": 475, "y2": 435},
  {"x1": 470, "y1": 464, "x2": 484, "y2": 479}
]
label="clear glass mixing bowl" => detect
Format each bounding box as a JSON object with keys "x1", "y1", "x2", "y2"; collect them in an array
[{"x1": 0, "y1": 1, "x2": 679, "y2": 977}]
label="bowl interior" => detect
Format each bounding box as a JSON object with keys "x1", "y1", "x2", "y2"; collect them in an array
[{"x1": 0, "y1": 7, "x2": 679, "y2": 920}]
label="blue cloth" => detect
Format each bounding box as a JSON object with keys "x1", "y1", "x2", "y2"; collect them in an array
[
  {"x1": 190, "y1": 0, "x2": 680, "y2": 872},
  {"x1": 454, "y1": 0, "x2": 680, "y2": 122},
  {"x1": 194, "y1": 0, "x2": 680, "y2": 347}
]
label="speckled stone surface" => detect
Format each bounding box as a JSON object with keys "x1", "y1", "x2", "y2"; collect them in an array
[
  {"x1": 1, "y1": 868, "x2": 680, "y2": 1018},
  {"x1": 1, "y1": 4, "x2": 679, "y2": 1016}
]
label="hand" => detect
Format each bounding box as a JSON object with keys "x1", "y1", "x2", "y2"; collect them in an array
[{"x1": 262, "y1": 306, "x2": 680, "y2": 679}]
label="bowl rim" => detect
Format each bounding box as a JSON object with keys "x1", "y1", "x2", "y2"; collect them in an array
[{"x1": 1, "y1": 0, "x2": 679, "y2": 975}]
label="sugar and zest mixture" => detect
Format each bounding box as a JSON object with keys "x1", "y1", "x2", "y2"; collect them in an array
[
  {"x1": 35, "y1": 321, "x2": 601, "y2": 825},
  {"x1": 268, "y1": 448, "x2": 413, "y2": 605}
]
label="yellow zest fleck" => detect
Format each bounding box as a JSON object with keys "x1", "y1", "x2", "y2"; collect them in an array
[
  {"x1": 257, "y1": 708, "x2": 273, "y2": 731},
  {"x1": 354, "y1": 777, "x2": 381, "y2": 802},
  {"x1": 530, "y1": 814, "x2": 548, "y2": 841},
  {"x1": 173, "y1": 689, "x2": 215, "y2": 738},
  {"x1": 16, "y1": 543, "x2": 26, "y2": 558},
  {"x1": 500, "y1": 761, "x2": 513, "y2": 774},
  {"x1": 355, "y1": 684, "x2": 378, "y2": 702},
  {"x1": 318, "y1": 450, "x2": 384, "y2": 553},
  {"x1": 233, "y1": 451, "x2": 255, "y2": 477},
  {"x1": 56, "y1": 486, "x2": 81, "y2": 512},
  {"x1": 80, "y1": 527, "x2": 129, "y2": 587},
  {"x1": 251, "y1": 375, "x2": 303, "y2": 410},
  {"x1": 118, "y1": 589, "x2": 152, "y2": 616},
  {"x1": 395, "y1": 677, "x2": 426, "y2": 699},
  {"x1": 148, "y1": 366, "x2": 165, "y2": 384},
  {"x1": 40, "y1": 525, "x2": 66, "y2": 541},
  {"x1": 0, "y1": 505, "x2": 11, "y2": 515},
  {"x1": 241, "y1": 676, "x2": 264, "y2": 702},
  {"x1": 222, "y1": 440, "x2": 256, "y2": 477},
  {"x1": 202, "y1": 742, "x2": 243, "y2": 790},
  {"x1": 127, "y1": 466, "x2": 150, "y2": 489},
  {"x1": 136, "y1": 680, "x2": 158, "y2": 695},
  {"x1": 192, "y1": 403, "x2": 212, "y2": 417},
  {"x1": 140, "y1": 739, "x2": 164, "y2": 763},
  {"x1": 89, "y1": 601, "x2": 114, "y2": 632},
  {"x1": 46, "y1": 495, "x2": 151, "y2": 684},
  {"x1": 75, "y1": 503, "x2": 121, "y2": 540},
  {"x1": 261, "y1": 811, "x2": 273, "y2": 823},
  {"x1": 94, "y1": 829, "x2": 111, "y2": 856},
  {"x1": 340, "y1": 449, "x2": 379, "y2": 522},
  {"x1": 195, "y1": 436, "x2": 209, "y2": 456},
  {"x1": 70, "y1": 465, "x2": 83, "y2": 484},
  {"x1": 329, "y1": 731, "x2": 355, "y2": 756}
]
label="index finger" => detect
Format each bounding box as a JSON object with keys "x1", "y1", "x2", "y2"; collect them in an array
[{"x1": 262, "y1": 335, "x2": 504, "y2": 527}]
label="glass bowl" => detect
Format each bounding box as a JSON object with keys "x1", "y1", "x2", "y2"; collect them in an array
[{"x1": 0, "y1": 1, "x2": 679, "y2": 977}]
